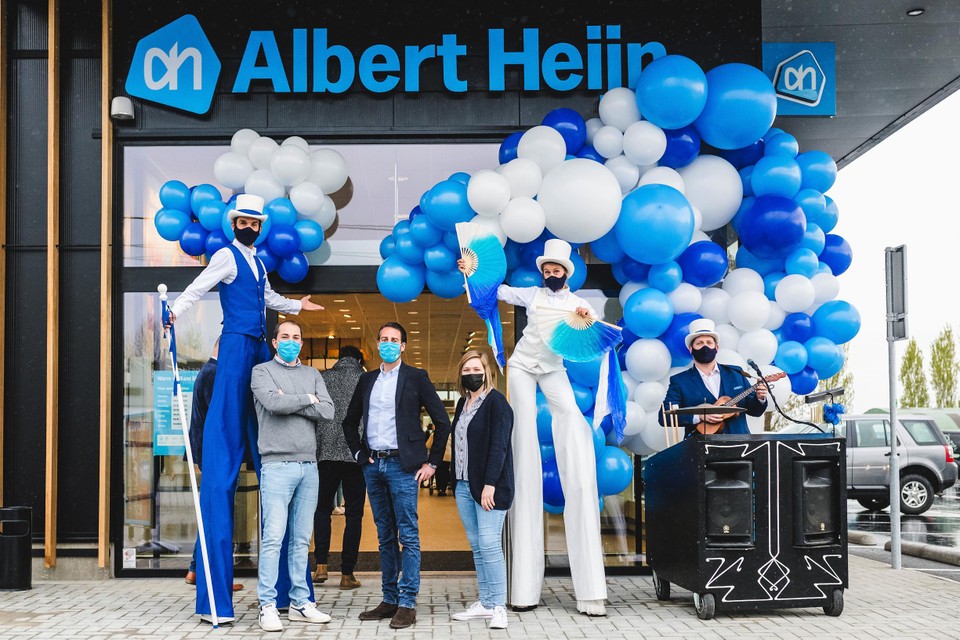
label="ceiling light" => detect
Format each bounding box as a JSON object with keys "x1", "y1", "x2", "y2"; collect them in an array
[
  {"x1": 350, "y1": 326, "x2": 361, "y2": 330},
  {"x1": 410, "y1": 321, "x2": 419, "y2": 325},
  {"x1": 278, "y1": 314, "x2": 286, "y2": 319},
  {"x1": 333, "y1": 299, "x2": 346, "y2": 302},
  {"x1": 408, "y1": 311, "x2": 418, "y2": 315},
  {"x1": 346, "y1": 319, "x2": 356, "y2": 323},
  {"x1": 468, "y1": 331, "x2": 477, "y2": 337},
  {"x1": 906, "y1": 8, "x2": 925, "y2": 16},
  {"x1": 343, "y1": 314, "x2": 352, "y2": 318},
  {"x1": 503, "y1": 321, "x2": 511, "y2": 325},
  {"x1": 328, "y1": 335, "x2": 334, "y2": 339},
  {"x1": 338, "y1": 309, "x2": 350, "y2": 312},
  {"x1": 410, "y1": 330, "x2": 420, "y2": 334}
]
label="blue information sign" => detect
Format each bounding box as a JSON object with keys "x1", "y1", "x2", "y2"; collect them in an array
[
  {"x1": 153, "y1": 370, "x2": 199, "y2": 456},
  {"x1": 762, "y1": 42, "x2": 836, "y2": 117}
]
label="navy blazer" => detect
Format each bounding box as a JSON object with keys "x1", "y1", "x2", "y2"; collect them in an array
[
  {"x1": 658, "y1": 364, "x2": 767, "y2": 436},
  {"x1": 449, "y1": 389, "x2": 515, "y2": 510},
  {"x1": 342, "y1": 362, "x2": 452, "y2": 473}
]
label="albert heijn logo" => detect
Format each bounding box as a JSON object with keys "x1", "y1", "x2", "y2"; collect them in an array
[
  {"x1": 761, "y1": 42, "x2": 836, "y2": 117},
  {"x1": 125, "y1": 15, "x2": 221, "y2": 115},
  {"x1": 774, "y1": 50, "x2": 824, "y2": 106}
]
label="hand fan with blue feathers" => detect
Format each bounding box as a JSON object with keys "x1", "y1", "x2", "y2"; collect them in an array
[{"x1": 456, "y1": 222, "x2": 508, "y2": 369}]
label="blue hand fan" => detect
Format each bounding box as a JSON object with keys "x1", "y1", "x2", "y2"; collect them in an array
[{"x1": 456, "y1": 222, "x2": 508, "y2": 369}]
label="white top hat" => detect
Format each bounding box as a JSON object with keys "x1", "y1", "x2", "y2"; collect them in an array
[
  {"x1": 536, "y1": 238, "x2": 576, "y2": 277},
  {"x1": 684, "y1": 318, "x2": 720, "y2": 349},
  {"x1": 227, "y1": 194, "x2": 268, "y2": 222}
]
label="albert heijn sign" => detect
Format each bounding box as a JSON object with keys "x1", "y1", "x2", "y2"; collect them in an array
[
  {"x1": 125, "y1": 14, "x2": 668, "y2": 115},
  {"x1": 762, "y1": 42, "x2": 837, "y2": 116}
]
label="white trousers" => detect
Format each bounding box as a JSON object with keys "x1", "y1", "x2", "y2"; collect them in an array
[{"x1": 507, "y1": 367, "x2": 607, "y2": 606}]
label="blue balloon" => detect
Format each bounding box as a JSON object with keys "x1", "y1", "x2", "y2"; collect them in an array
[
  {"x1": 620, "y1": 324, "x2": 640, "y2": 350},
  {"x1": 812, "y1": 300, "x2": 860, "y2": 344},
  {"x1": 264, "y1": 198, "x2": 298, "y2": 228},
  {"x1": 660, "y1": 312, "x2": 702, "y2": 367},
  {"x1": 751, "y1": 155, "x2": 802, "y2": 198},
  {"x1": 277, "y1": 251, "x2": 309, "y2": 283},
  {"x1": 785, "y1": 247, "x2": 819, "y2": 278},
  {"x1": 377, "y1": 255, "x2": 426, "y2": 303},
  {"x1": 820, "y1": 234, "x2": 853, "y2": 276},
  {"x1": 498, "y1": 131, "x2": 524, "y2": 164},
  {"x1": 814, "y1": 346, "x2": 845, "y2": 379},
  {"x1": 797, "y1": 150, "x2": 837, "y2": 193},
  {"x1": 592, "y1": 426, "x2": 606, "y2": 459},
  {"x1": 731, "y1": 196, "x2": 754, "y2": 235},
  {"x1": 611, "y1": 262, "x2": 630, "y2": 285},
  {"x1": 543, "y1": 108, "x2": 587, "y2": 154},
  {"x1": 423, "y1": 243, "x2": 457, "y2": 273},
  {"x1": 774, "y1": 340, "x2": 808, "y2": 374},
  {"x1": 408, "y1": 205, "x2": 424, "y2": 220},
  {"x1": 796, "y1": 189, "x2": 827, "y2": 223},
  {"x1": 591, "y1": 228, "x2": 625, "y2": 263},
  {"x1": 256, "y1": 246, "x2": 279, "y2": 272},
  {"x1": 659, "y1": 125, "x2": 701, "y2": 169},
  {"x1": 572, "y1": 381, "x2": 595, "y2": 414},
  {"x1": 788, "y1": 367, "x2": 820, "y2": 395},
  {"x1": 154, "y1": 208, "x2": 191, "y2": 241},
  {"x1": 178, "y1": 222, "x2": 208, "y2": 257},
  {"x1": 448, "y1": 172, "x2": 471, "y2": 186},
  {"x1": 379, "y1": 236, "x2": 396, "y2": 259},
  {"x1": 159, "y1": 180, "x2": 191, "y2": 212},
  {"x1": 504, "y1": 240, "x2": 522, "y2": 270},
  {"x1": 509, "y1": 266, "x2": 541, "y2": 287},
  {"x1": 576, "y1": 145, "x2": 605, "y2": 163},
  {"x1": 543, "y1": 502, "x2": 564, "y2": 514},
  {"x1": 564, "y1": 357, "x2": 603, "y2": 387},
  {"x1": 267, "y1": 224, "x2": 300, "y2": 259},
  {"x1": 540, "y1": 444, "x2": 556, "y2": 463},
  {"x1": 763, "y1": 127, "x2": 786, "y2": 143},
  {"x1": 409, "y1": 215, "x2": 443, "y2": 248},
  {"x1": 800, "y1": 223, "x2": 826, "y2": 256},
  {"x1": 392, "y1": 219, "x2": 411, "y2": 241},
  {"x1": 253, "y1": 213, "x2": 273, "y2": 247},
  {"x1": 805, "y1": 337, "x2": 841, "y2": 375},
  {"x1": 395, "y1": 234, "x2": 425, "y2": 265},
  {"x1": 568, "y1": 252, "x2": 587, "y2": 291},
  {"x1": 781, "y1": 312, "x2": 814, "y2": 343},
  {"x1": 739, "y1": 195, "x2": 807, "y2": 259},
  {"x1": 204, "y1": 230, "x2": 230, "y2": 256},
  {"x1": 763, "y1": 271, "x2": 786, "y2": 301},
  {"x1": 426, "y1": 269, "x2": 465, "y2": 299},
  {"x1": 735, "y1": 244, "x2": 784, "y2": 276},
  {"x1": 197, "y1": 199, "x2": 226, "y2": 232},
  {"x1": 764, "y1": 132, "x2": 799, "y2": 158},
  {"x1": 190, "y1": 184, "x2": 222, "y2": 217},
  {"x1": 537, "y1": 394, "x2": 553, "y2": 444},
  {"x1": 678, "y1": 241, "x2": 727, "y2": 287},
  {"x1": 542, "y1": 457, "x2": 565, "y2": 507},
  {"x1": 422, "y1": 180, "x2": 475, "y2": 231},
  {"x1": 616, "y1": 185, "x2": 695, "y2": 265},
  {"x1": 443, "y1": 230, "x2": 460, "y2": 252},
  {"x1": 624, "y1": 288, "x2": 675, "y2": 338},
  {"x1": 294, "y1": 220, "x2": 324, "y2": 253},
  {"x1": 599, "y1": 414, "x2": 614, "y2": 436},
  {"x1": 694, "y1": 63, "x2": 777, "y2": 150},
  {"x1": 818, "y1": 196, "x2": 839, "y2": 233},
  {"x1": 739, "y1": 166, "x2": 755, "y2": 197},
  {"x1": 717, "y1": 139, "x2": 765, "y2": 169},
  {"x1": 636, "y1": 55, "x2": 708, "y2": 129},
  {"x1": 621, "y1": 257, "x2": 651, "y2": 282},
  {"x1": 648, "y1": 261, "x2": 682, "y2": 292},
  {"x1": 596, "y1": 446, "x2": 633, "y2": 496}
]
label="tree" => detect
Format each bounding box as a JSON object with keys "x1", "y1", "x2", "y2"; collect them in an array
[
  {"x1": 821, "y1": 343, "x2": 855, "y2": 410},
  {"x1": 900, "y1": 338, "x2": 930, "y2": 408},
  {"x1": 929, "y1": 324, "x2": 958, "y2": 407}
]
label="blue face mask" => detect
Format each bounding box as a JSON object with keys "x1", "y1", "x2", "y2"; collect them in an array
[
  {"x1": 277, "y1": 340, "x2": 302, "y2": 363},
  {"x1": 378, "y1": 341, "x2": 402, "y2": 363}
]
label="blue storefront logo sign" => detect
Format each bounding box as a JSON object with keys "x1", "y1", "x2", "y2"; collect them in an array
[
  {"x1": 762, "y1": 42, "x2": 836, "y2": 116},
  {"x1": 125, "y1": 14, "x2": 221, "y2": 115}
]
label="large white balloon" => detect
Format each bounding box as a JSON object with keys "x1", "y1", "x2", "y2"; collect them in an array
[
  {"x1": 309, "y1": 149, "x2": 349, "y2": 194},
  {"x1": 270, "y1": 144, "x2": 310, "y2": 187},
  {"x1": 621, "y1": 371, "x2": 640, "y2": 399},
  {"x1": 467, "y1": 170, "x2": 511, "y2": 217},
  {"x1": 678, "y1": 156, "x2": 743, "y2": 231},
  {"x1": 763, "y1": 364, "x2": 793, "y2": 409},
  {"x1": 715, "y1": 323, "x2": 741, "y2": 351},
  {"x1": 213, "y1": 151, "x2": 254, "y2": 190},
  {"x1": 728, "y1": 290, "x2": 771, "y2": 332},
  {"x1": 537, "y1": 159, "x2": 623, "y2": 243},
  {"x1": 244, "y1": 169, "x2": 285, "y2": 203},
  {"x1": 668, "y1": 283, "x2": 703, "y2": 314},
  {"x1": 811, "y1": 272, "x2": 840, "y2": 304},
  {"x1": 717, "y1": 348, "x2": 749, "y2": 373},
  {"x1": 470, "y1": 215, "x2": 507, "y2": 246},
  {"x1": 248, "y1": 136, "x2": 279, "y2": 171},
  {"x1": 622, "y1": 121, "x2": 667, "y2": 166},
  {"x1": 313, "y1": 195, "x2": 338, "y2": 230},
  {"x1": 640, "y1": 411, "x2": 670, "y2": 452},
  {"x1": 598, "y1": 87, "x2": 642, "y2": 131},
  {"x1": 281, "y1": 135, "x2": 309, "y2": 151},
  {"x1": 585, "y1": 117, "x2": 604, "y2": 145},
  {"x1": 499, "y1": 158, "x2": 542, "y2": 199},
  {"x1": 722, "y1": 268, "x2": 764, "y2": 296},
  {"x1": 775, "y1": 274, "x2": 816, "y2": 313},
  {"x1": 517, "y1": 126, "x2": 567, "y2": 176},
  {"x1": 699, "y1": 288, "x2": 731, "y2": 325},
  {"x1": 604, "y1": 155, "x2": 640, "y2": 193},
  {"x1": 499, "y1": 197, "x2": 545, "y2": 243},
  {"x1": 619, "y1": 281, "x2": 648, "y2": 308},
  {"x1": 689, "y1": 230, "x2": 711, "y2": 245},
  {"x1": 623, "y1": 401, "x2": 647, "y2": 437},
  {"x1": 626, "y1": 339, "x2": 672, "y2": 382},
  {"x1": 637, "y1": 166, "x2": 685, "y2": 193},
  {"x1": 592, "y1": 125, "x2": 624, "y2": 159},
  {"x1": 764, "y1": 302, "x2": 786, "y2": 330},
  {"x1": 634, "y1": 381, "x2": 667, "y2": 412},
  {"x1": 289, "y1": 181, "x2": 325, "y2": 216},
  {"x1": 737, "y1": 329, "x2": 779, "y2": 365},
  {"x1": 231, "y1": 128, "x2": 260, "y2": 156}
]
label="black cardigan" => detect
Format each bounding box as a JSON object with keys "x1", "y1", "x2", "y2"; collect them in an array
[{"x1": 449, "y1": 389, "x2": 515, "y2": 510}]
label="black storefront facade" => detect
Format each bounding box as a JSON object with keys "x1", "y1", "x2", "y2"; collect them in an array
[{"x1": 1, "y1": 0, "x2": 761, "y2": 577}]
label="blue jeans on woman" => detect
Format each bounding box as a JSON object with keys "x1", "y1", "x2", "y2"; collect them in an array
[
  {"x1": 257, "y1": 461, "x2": 319, "y2": 608},
  {"x1": 454, "y1": 482, "x2": 507, "y2": 608}
]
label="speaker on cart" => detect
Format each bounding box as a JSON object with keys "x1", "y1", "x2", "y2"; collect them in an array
[
  {"x1": 793, "y1": 459, "x2": 840, "y2": 546},
  {"x1": 704, "y1": 460, "x2": 754, "y2": 545}
]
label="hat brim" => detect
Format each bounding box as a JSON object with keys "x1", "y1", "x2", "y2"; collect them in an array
[
  {"x1": 227, "y1": 208, "x2": 268, "y2": 222},
  {"x1": 685, "y1": 331, "x2": 719, "y2": 350},
  {"x1": 536, "y1": 256, "x2": 575, "y2": 277}
]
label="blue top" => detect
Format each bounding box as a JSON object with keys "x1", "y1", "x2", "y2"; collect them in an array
[{"x1": 219, "y1": 244, "x2": 266, "y2": 339}]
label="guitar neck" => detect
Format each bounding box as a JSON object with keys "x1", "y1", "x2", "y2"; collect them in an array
[{"x1": 722, "y1": 376, "x2": 773, "y2": 407}]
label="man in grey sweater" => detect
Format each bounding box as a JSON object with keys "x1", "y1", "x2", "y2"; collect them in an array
[{"x1": 251, "y1": 320, "x2": 335, "y2": 632}]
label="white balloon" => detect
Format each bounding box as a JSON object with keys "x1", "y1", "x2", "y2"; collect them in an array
[
  {"x1": 470, "y1": 215, "x2": 507, "y2": 246},
  {"x1": 244, "y1": 169, "x2": 284, "y2": 203},
  {"x1": 230, "y1": 128, "x2": 260, "y2": 156},
  {"x1": 775, "y1": 274, "x2": 816, "y2": 313},
  {"x1": 281, "y1": 135, "x2": 309, "y2": 151},
  {"x1": 499, "y1": 158, "x2": 542, "y2": 199},
  {"x1": 678, "y1": 156, "x2": 743, "y2": 231},
  {"x1": 764, "y1": 302, "x2": 786, "y2": 330},
  {"x1": 309, "y1": 149, "x2": 349, "y2": 194},
  {"x1": 811, "y1": 272, "x2": 840, "y2": 304},
  {"x1": 715, "y1": 323, "x2": 741, "y2": 351},
  {"x1": 537, "y1": 159, "x2": 623, "y2": 243},
  {"x1": 517, "y1": 125, "x2": 567, "y2": 176},
  {"x1": 634, "y1": 381, "x2": 667, "y2": 412},
  {"x1": 619, "y1": 281, "x2": 648, "y2": 308},
  {"x1": 585, "y1": 117, "x2": 604, "y2": 145},
  {"x1": 717, "y1": 348, "x2": 749, "y2": 373},
  {"x1": 604, "y1": 155, "x2": 640, "y2": 193},
  {"x1": 737, "y1": 329, "x2": 779, "y2": 365},
  {"x1": 763, "y1": 364, "x2": 793, "y2": 409},
  {"x1": 467, "y1": 170, "x2": 511, "y2": 216},
  {"x1": 622, "y1": 432, "x2": 655, "y2": 457},
  {"x1": 499, "y1": 197, "x2": 546, "y2": 243},
  {"x1": 699, "y1": 288, "x2": 731, "y2": 325},
  {"x1": 637, "y1": 166, "x2": 685, "y2": 193},
  {"x1": 270, "y1": 144, "x2": 311, "y2": 187},
  {"x1": 289, "y1": 181, "x2": 325, "y2": 216},
  {"x1": 598, "y1": 87, "x2": 641, "y2": 131},
  {"x1": 592, "y1": 125, "x2": 624, "y2": 159},
  {"x1": 213, "y1": 151, "x2": 254, "y2": 190},
  {"x1": 728, "y1": 290, "x2": 771, "y2": 332},
  {"x1": 689, "y1": 230, "x2": 711, "y2": 245},
  {"x1": 313, "y1": 195, "x2": 338, "y2": 230},
  {"x1": 623, "y1": 401, "x2": 647, "y2": 437},
  {"x1": 640, "y1": 412, "x2": 670, "y2": 453},
  {"x1": 248, "y1": 136, "x2": 279, "y2": 171},
  {"x1": 621, "y1": 371, "x2": 640, "y2": 399},
  {"x1": 626, "y1": 339, "x2": 672, "y2": 382},
  {"x1": 691, "y1": 205, "x2": 704, "y2": 230},
  {"x1": 722, "y1": 268, "x2": 764, "y2": 296},
  {"x1": 668, "y1": 283, "x2": 703, "y2": 314},
  {"x1": 622, "y1": 121, "x2": 667, "y2": 166}
]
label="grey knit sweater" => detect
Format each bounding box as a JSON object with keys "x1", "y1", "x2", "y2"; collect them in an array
[
  {"x1": 318, "y1": 357, "x2": 364, "y2": 463},
  {"x1": 251, "y1": 358, "x2": 335, "y2": 464}
]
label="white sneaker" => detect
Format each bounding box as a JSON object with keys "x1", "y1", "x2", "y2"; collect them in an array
[
  {"x1": 288, "y1": 601, "x2": 332, "y2": 624},
  {"x1": 258, "y1": 605, "x2": 283, "y2": 632},
  {"x1": 577, "y1": 599, "x2": 607, "y2": 616},
  {"x1": 452, "y1": 600, "x2": 494, "y2": 621},
  {"x1": 489, "y1": 606, "x2": 508, "y2": 629}
]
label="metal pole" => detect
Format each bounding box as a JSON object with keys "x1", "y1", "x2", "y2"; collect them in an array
[{"x1": 887, "y1": 337, "x2": 901, "y2": 569}]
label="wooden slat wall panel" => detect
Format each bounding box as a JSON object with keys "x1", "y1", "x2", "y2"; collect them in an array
[{"x1": 98, "y1": 0, "x2": 111, "y2": 568}]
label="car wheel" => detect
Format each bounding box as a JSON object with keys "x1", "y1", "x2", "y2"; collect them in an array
[
  {"x1": 900, "y1": 474, "x2": 934, "y2": 515},
  {"x1": 857, "y1": 497, "x2": 890, "y2": 511}
]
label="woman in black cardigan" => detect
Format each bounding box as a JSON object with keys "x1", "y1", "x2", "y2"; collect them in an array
[{"x1": 449, "y1": 350, "x2": 514, "y2": 630}]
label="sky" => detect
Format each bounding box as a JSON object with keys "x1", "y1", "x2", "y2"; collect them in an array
[{"x1": 828, "y1": 90, "x2": 960, "y2": 412}]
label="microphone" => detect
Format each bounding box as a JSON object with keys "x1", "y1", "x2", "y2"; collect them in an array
[{"x1": 746, "y1": 359, "x2": 763, "y2": 376}]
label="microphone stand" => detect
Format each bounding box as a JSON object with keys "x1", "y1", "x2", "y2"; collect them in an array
[{"x1": 748, "y1": 360, "x2": 824, "y2": 433}]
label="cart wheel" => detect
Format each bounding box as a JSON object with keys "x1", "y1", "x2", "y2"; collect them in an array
[
  {"x1": 694, "y1": 592, "x2": 715, "y2": 620},
  {"x1": 652, "y1": 570, "x2": 670, "y2": 601},
  {"x1": 823, "y1": 588, "x2": 844, "y2": 617}
]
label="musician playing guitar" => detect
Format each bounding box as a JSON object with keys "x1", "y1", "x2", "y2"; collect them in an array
[{"x1": 658, "y1": 319, "x2": 769, "y2": 437}]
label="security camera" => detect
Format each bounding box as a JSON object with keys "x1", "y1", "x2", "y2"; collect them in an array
[{"x1": 110, "y1": 96, "x2": 134, "y2": 120}]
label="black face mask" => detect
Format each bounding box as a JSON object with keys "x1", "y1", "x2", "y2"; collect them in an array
[
  {"x1": 544, "y1": 274, "x2": 567, "y2": 292},
  {"x1": 461, "y1": 373, "x2": 485, "y2": 393},
  {"x1": 692, "y1": 345, "x2": 718, "y2": 364},
  {"x1": 234, "y1": 226, "x2": 260, "y2": 246}
]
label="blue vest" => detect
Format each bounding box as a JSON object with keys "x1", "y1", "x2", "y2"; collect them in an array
[{"x1": 219, "y1": 244, "x2": 266, "y2": 339}]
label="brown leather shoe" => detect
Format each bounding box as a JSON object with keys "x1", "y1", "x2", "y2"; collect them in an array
[
  {"x1": 185, "y1": 571, "x2": 196, "y2": 585},
  {"x1": 339, "y1": 573, "x2": 361, "y2": 590},
  {"x1": 232, "y1": 583, "x2": 244, "y2": 592},
  {"x1": 312, "y1": 564, "x2": 328, "y2": 584},
  {"x1": 389, "y1": 606, "x2": 416, "y2": 629},
  {"x1": 359, "y1": 601, "x2": 399, "y2": 621}
]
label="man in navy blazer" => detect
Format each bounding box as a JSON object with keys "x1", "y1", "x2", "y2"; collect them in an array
[
  {"x1": 341, "y1": 321, "x2": 451, "y2": 629},
  {"x1": 659, "y1": 319, "x2": 768, "y2": 437}
]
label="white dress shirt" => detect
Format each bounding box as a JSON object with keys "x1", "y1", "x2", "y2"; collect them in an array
[
  {"x1": 367, "y1": 364, "x2": 400, "y2": 451},
  {"x1": 170, "y1": 240, "x2": 303, "y2": 319},
  {"x1": 693, "y1": 363, "x2": 722, "y2": 425}
]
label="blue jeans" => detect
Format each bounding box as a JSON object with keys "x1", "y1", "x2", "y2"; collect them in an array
[
  {"x1": 454, "y1": 482, "x2": 507, "y2": 608},
  {"x1": 363, "y1": 457, "x2": 420, "y2": 609},
  {"x1": 257, "y1": 461, "x2": 319, "y2": 608}
]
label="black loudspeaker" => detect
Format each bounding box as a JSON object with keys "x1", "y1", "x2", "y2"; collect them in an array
[
  {"x1": 704, "y1": 461, "x2": 754, "y2": 546},
  {"x1": 793, "y1": 460, "x2": 840, "y2": 546}
]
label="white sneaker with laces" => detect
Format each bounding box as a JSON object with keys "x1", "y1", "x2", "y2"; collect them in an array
[
  {"x1": 288, "y1": 601, "x2": 332, "y2": 624},
  {"x1": 452, "y1": 600, "x2": 494, "y2": 621},
  {"x1": 258, "y1": 604, "x2": 283, "y2": 632},
  {"x1": 489, "y1": 606, "x2": 508, "y2": 629}
]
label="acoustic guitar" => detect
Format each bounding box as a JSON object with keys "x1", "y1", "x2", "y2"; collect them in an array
[{"x1": 695, "y1": 372, "x2": 786, "y2": 435}]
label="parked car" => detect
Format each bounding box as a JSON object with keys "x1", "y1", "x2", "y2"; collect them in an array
[{"x1": 778, "y1": 413, "x2": 957, "y2": 515}]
